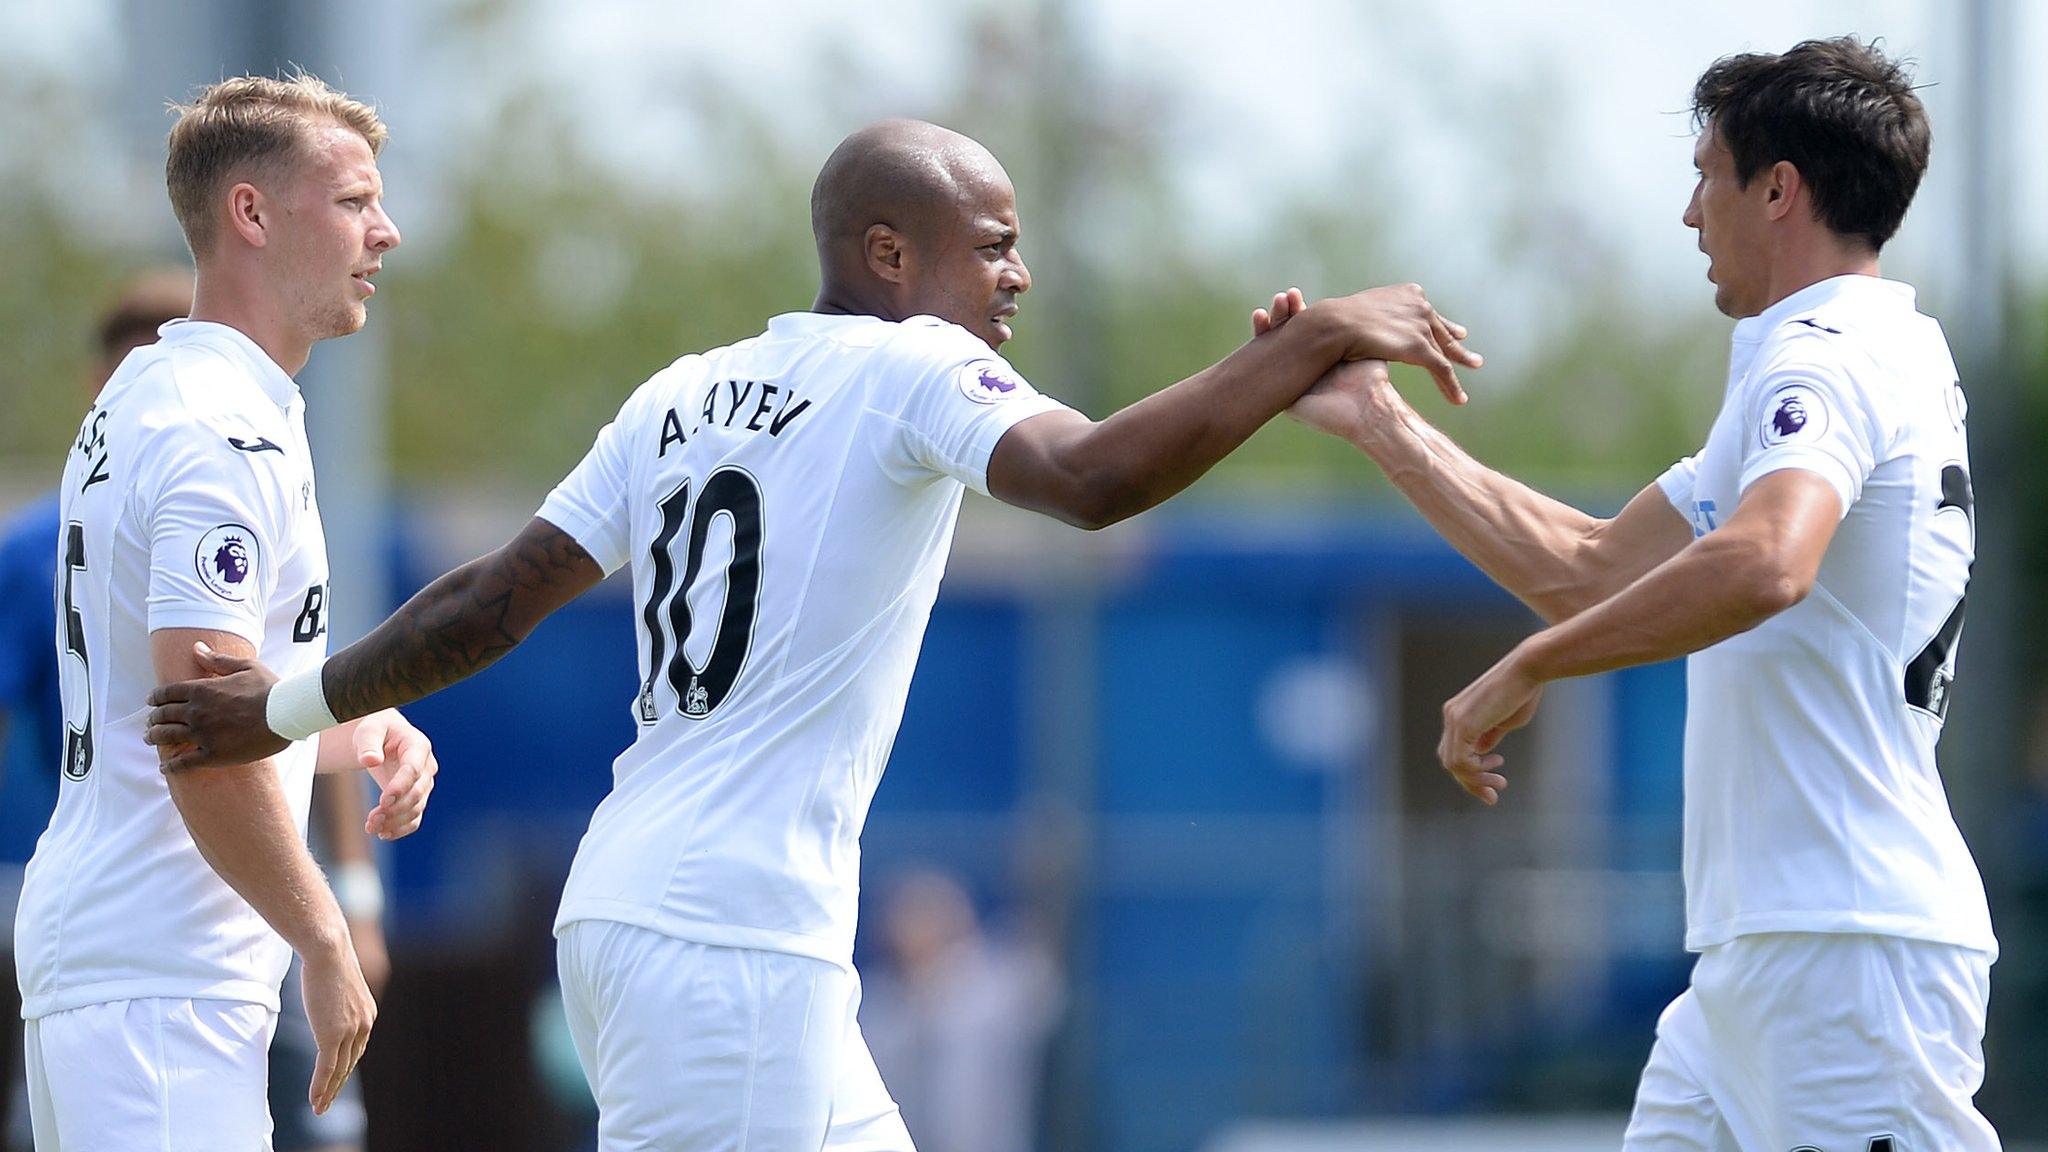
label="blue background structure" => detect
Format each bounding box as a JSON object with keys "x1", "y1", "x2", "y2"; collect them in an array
[{"x1": 376, "y1": 506, "x2": 1691, "y2": 1152}]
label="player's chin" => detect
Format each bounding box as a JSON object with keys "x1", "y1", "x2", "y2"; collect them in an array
[
  {"x1": 1710, "y1": 282, "x2": 1741, "y2": 319},
  {"x1": 330, "y1": 303, "x2": 370, "y2": 338}
]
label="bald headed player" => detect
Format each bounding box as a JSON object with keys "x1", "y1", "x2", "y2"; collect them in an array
[{"x1": 145, "y1": 119, "x2": 1479, "y2": 1150}]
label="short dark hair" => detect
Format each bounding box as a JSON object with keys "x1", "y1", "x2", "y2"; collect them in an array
[
  {"x1": 95, "y1": 268, "x2": 192, "y2": 357},
  {"x1": 1691, "y1": 36, "x2": 1929, "y2": 251}
]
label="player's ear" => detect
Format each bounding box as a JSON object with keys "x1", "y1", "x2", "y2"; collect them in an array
[
  {"x1": 226, "y1": 182, "x2": 269, "y2": 249},
  {"x1": 863, "y1": 224, "x2": 909, "y2": 285},
  {"x1": 1763, "y1": 160, "x2": 1801, "y2": 222}
]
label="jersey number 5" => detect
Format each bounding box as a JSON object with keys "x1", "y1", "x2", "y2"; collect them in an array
[
  {"x1": 638, "y1": 468, "x2": 763, "y2": 722},
  {"x1": 59, "y1": 522, "x2": 94, "y2": 780}
]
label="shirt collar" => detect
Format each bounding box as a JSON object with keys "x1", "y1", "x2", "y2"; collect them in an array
[
  {"x1": 1731, "y1": 274, "x2": 1915, "y2": 343},
  {"x1": 155, "y1": 319, "x2": 302, "y2": 408},
  {"x1": 767, "y1": 311, "x2": 880, "y2": 335}
]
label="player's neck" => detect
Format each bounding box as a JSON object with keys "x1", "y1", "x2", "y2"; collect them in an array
[
  {"x1": 1757, "y1": 233, "x2": 1883, "y2": 315},
  {"x1": 812, "y1": 281, "x2": 905, "y2": 323},
  {"x1": 189, "y1": 274, "x2": 313, "y2": 377}
]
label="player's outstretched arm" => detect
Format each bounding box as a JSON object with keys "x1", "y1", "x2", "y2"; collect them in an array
[
  {"x1": 1287, "y1": 359, "x2": 1694, "y2": 623},
  {"x1": 1434, "y1": 469, "x2": 1840, "y2": 803},
  {"x1": 147, "y1": 517, "x2": 603, "y2": 770},
  {"x1": 152, "y1": 627, "x2": 375, "y2": 1114},
  {"x1": 988, "y1": 284, "x2": 1481, "y2": 530},
  {"x1": 315, "y1": 712, "x2": 438, "y2": 841},
  {"x1": 325, "y1": 516, "x2": 604, "y2": 718}
]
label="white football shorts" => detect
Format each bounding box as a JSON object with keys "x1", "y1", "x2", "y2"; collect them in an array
[
  {"x1": 23, "y1": 996, "x2": 278, "y2": 1151},
  {"x1": 557, "y1": 918, "x2": 914, "y2": 1152},
  {"x1": 1624, "y1": 932, "x2": 1999, "y2": 1152}
]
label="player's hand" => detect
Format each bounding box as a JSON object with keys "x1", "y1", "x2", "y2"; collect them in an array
[
  {"x1": 1437, "y1": 649, "x2": 1542, "y2": 804},
  {"x1": 351, "y1": 709, "x2": 437, "y2": 841},
  {"x1": 1286, "y1": 359, "x2": 1395, "y2": 442},
  {"x1": 144, "y1": 642, "x2": 291, "y2": 770},
  {"x1": 1322, "y1": 283, "x2": 1482, "y2": 404},
  {"x1": 301, "y1": 945, "x2": 376, "y2": 1115},
  {"x1": 1251, "y1": 287, "x2": 1307, "y2": 336}
]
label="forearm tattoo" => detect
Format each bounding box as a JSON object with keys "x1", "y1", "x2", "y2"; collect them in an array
[{"x1": 324, "y1": 520, "x2": 600, "y2": 721}]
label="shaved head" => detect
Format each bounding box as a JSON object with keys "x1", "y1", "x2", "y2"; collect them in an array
[
  {"x1": 810, "y1": 119, "x2": 1033, "y2": 349},
  {"x1": 811, "y1": 119, "x2": 1004, "y2": 253}
]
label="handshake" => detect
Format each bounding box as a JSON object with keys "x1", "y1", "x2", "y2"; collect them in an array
[{"x1": 1251, "y1": 283, "x2": 1483, "y2": 442}]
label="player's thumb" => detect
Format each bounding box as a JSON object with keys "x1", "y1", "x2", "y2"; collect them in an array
[
  {"x1": 355, "y1": 719, "x2": 385, "y2": 769},
  {"x1": 193, "y1": 641, "x2": 254, "y2": 676}
]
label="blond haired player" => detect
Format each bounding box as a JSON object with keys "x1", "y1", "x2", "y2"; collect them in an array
[{"x1": 15, "y1": 75, "x2": 437, "y2": 1149}]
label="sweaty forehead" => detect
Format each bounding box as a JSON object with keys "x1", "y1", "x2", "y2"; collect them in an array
[{"x1": 942, "y1": 164, "x2": 1018, "y2": 232}]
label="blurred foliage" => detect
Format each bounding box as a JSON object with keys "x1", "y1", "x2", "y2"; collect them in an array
[
  {"x1": 0, "y1": 200, "x2": 132, "y2": 473},
  {"x1": 380, "y1": 119, "x2": 822, "y2": 487},
  {"x1": 0, "y1": 61, "x2": 152, "y2": 481},
  {"x1": 0, "y1": 0, "x2": 2004, "y2": 518}
]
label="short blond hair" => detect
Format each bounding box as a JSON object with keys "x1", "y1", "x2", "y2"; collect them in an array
[{"x1": 166, "y1": 72, "x2": 388, "y2": 257}]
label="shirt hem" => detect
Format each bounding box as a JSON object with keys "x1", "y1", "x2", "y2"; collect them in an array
[
  {"x1": 22, "y1": 977, "x2": 283, "y2": 1020},
  {"x1": 553, "y1": 900, "x2": 852, "y2": 970},
  {"x1": 533, "y1": 506, "x2": 628, "y2": 577},
  {"x1": 962, "y1": 395, "x2": 1071, "y2": 495},
  {"x1": 1685, "y1": 912, "x2": 1997, "y2": 962},
  {"x1": 146, "y1": 608, "x2": 265, "y2": 644},
  {"x1": 1737, "y1": 452, "x2": 1859, "y2": 519}
]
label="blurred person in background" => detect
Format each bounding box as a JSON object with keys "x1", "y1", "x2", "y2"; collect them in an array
[
  {"x1": 270, "y1": 773, "x2": 391, "y2": 1152},
  {"x1": 0, "y1": 269, "x2": 191, "y2": 1149},
  {"x1": 1281, "y1": 36, "x2": 1997, "y2": 1152},
  {"x1": 863, "y1": 870, "x2": 1062, "y2": 1152},
  {"x1": 143, "y1": 117, "x2": 1479, "y2": 1150},
  {"x1": 12, "y1": 73, "x2": 436, "y2": 1149}
]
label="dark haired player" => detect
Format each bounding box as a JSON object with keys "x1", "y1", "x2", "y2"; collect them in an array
[{"x1": 1277, "y1": 36, "x2": 1996, "y2": 1150}]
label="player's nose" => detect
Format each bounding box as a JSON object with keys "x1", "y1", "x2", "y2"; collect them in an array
[{"x1": 371, "y1": 205, "x2": 402, "y2": 252}]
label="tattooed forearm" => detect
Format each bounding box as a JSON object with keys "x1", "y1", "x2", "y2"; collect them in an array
[{"x1": 322, "y1": 518, "x2": 607, "y2": 721}]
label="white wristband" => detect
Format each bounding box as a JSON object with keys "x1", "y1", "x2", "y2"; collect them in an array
[
  {"x1": 266, "y1": 661, "x2": 340, "y2": 742},
  {"x1": 330, "y1": 860, "x2": 386, "y2": 921}
]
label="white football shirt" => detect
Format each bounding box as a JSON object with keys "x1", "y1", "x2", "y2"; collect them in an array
[
  {"x1": 15, "y1": 320, "x2": 331, "y2": 1018},
  {"x1": 1657, "y1": 275, "x2": 1993, "y2": 956},
  {"x1": 540, "y1": 313, "x2": 1070, "y2": 966}
]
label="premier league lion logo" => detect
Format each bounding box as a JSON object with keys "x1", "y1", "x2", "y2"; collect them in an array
[
  {"x1": 959, "y1": 360, "x2": 1023, "y2": 404},
  {"x1": 1772, "y1": 396, "x2": 1808, "y2": 438},
  {"x1": 213, "y1": 536, "x2": 250, "y2": 585},
  {"x1": 1760, "y1": 384, "x2": 1827, "y2": 448},
  {"x1": 195, "y1": 524, "x2": 259, "y2": 602}
]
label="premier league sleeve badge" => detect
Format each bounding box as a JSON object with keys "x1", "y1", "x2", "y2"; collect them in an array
[
  {"x1": 195, "y1": 523, "x2": 261, "y2": 602},
  {"x1": 1758, "y1": 382, "x2": 1831, "y2": 449}
]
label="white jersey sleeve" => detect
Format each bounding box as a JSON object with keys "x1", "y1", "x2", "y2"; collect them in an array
[
  {"x1": 1735, "y1": 338, "x2": 1890, "y2": 518},
  {"x1": 140, "y1": 426, "x2": 290, "y2": 644},
  {"x1": 538, "y1": 376, "x2": 665, "y2": 577},
  {"x1": 1656, "y1": 454, "x2": 1700, "y2": 518},
  {"x1": 876, "y1": 325, "x2": 1071, "y2": 495}
]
